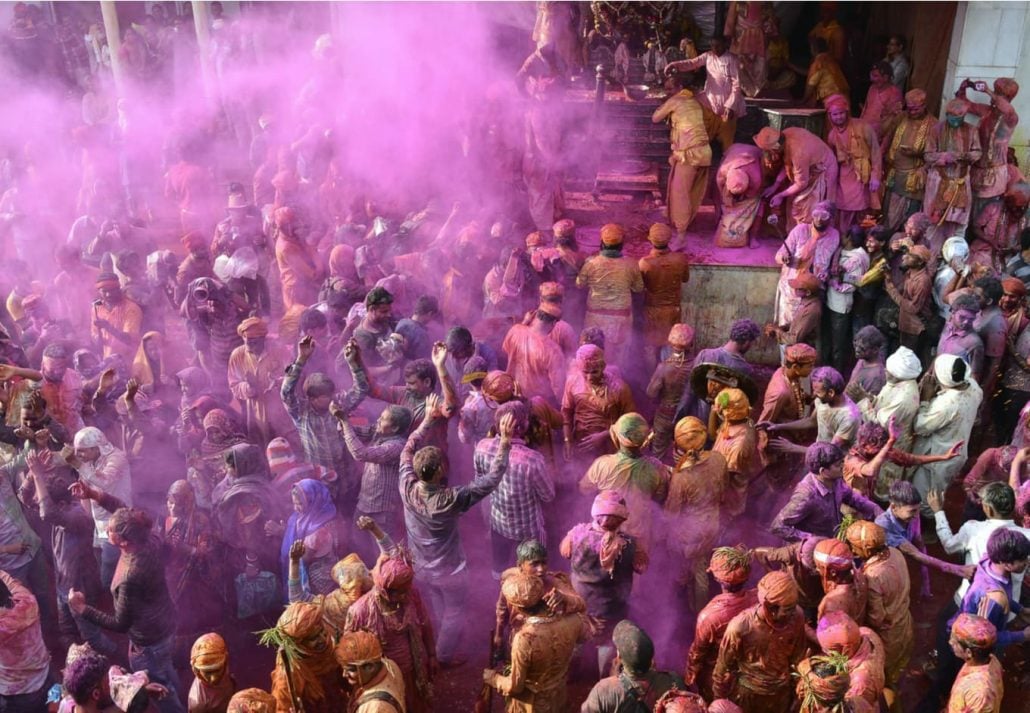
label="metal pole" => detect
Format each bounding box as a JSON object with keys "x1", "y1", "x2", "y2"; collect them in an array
[
  {"x1": 99, "y1": 0, "x2": 125, "y2": 96},
  {"x1": 191, "y1": 0, "x2": 216, "y2": 100}
]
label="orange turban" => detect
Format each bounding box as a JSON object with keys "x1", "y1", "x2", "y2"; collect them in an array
[
  {"x1": 789, "y1": 271, "x2": 821, "y2": 292},
  {"x1": 525, "y1": 231, "x2": 545, "y2": 248},
  {"x1": 845, "y1": 521, "x2": 886, "y2": 559},
  {"x1": 611, "y1": 412, "x2": 650, "y2": 448},
  {"x1": 823, "y1": 93, "x2": 849, "y2": 112},
  {"x1": 813, "y1": 538, "x2": 854, "y2": 572},
  {"x1": 501, "y1": 572, "x2": 545, "y2": 609},
  {"x1": 905, "y1": 88, "x2": 927, "y2": 106},
  {"x1": 797, "y1": 657, "x2": 850, "y2": 704},
  {"x1": 754, "y1": 127, "x2": 782, "y2": 151},
  {"x1": 709, "y1": 701, "x2": 744, "y2": 713},
  {"x1": 600, "y1": 223, "x2": 626, "y2": 246},
  {"x1": 181, "y1": 231, "x2": 207, "y2": 251},
  {"x1": 553, "y1": 219, "x2": 576, "y2": 238},
  {"x1": 785, "y1": 343, "x2": 818, "y2": 365},
  {"x1": 1002, "y1": 277, "x2": 1027, "y2": 297},
  {"x1": 708, "y1": 546, "x2": 751, "y2": 586},
  {"x1": 481, "y1": 371, "x2": 516, "y2": 403},
  {"x1": 952, "y1": 613, "x2": 997, "y2": 649},
  {"x1": 227, "y1": 689, "x2": 276, "y2": 713},
  {"x1": 648, "y1": 223, "x2": 673, "y2": 246},
  {"x1": 372, "y1": 555, "x2": 414, "y2": 591},
  {"x1": 539, "y1": 281, "x2": 565, "y2": 299},
  {"x1": 334, "y1": 631, "x2": 383, "y2": 666},
  {"x1": 757, "y1": 571, "x2": 798, "y2": 606},
  {"x1": 277, "y1": 602, "x2": 324, "y2": 640},
  {"x1": 816, "y1": 611, "x2": 861, "y2": 654},
  {"x1": 190, "y1": 633, "x2": 228, "y2": 674},
  {"x1": 95, "y1": 273, "x2": 120, "y2": 289},
  {"x1": 591, "y1": 490, "x2": 629, "y2": 520},
  {"x1": 237, "y1": 317, "x2": 269, "y2": 338},
  {"x1": 908, "y1": 245, "x2": 931, "y2": 264}
]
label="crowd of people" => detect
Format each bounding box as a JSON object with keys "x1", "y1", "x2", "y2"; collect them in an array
[{"x1": 0, "y1": 2, "x2": 1027, "y2": 713}]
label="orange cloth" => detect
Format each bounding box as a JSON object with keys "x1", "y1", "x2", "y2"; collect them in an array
[
  {"x1": 502, "y1": 323, "x2": 566, "y2": 406},
  {"x1": 91, "y1": 299, "x2": 143, "y2": 362},
  {"x1": 947, "y1": 655, "x2": 1004, "y2": 713},
  {"x1": 226, "y1": 344, "x2": 295, "y2": 446},
  {"x1": 639, "y1": 250, "x2": 690, "y2": 347},
  {"x1": 862, "y1": 547, "x2": 912, "y2": 687},
  {"x1": 275, "y1": 237, "x2": 320, "y2": 309}
]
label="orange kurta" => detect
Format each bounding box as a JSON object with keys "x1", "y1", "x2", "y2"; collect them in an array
[{"x1": 638, "y1": 248, "x2": 690, "y2": 346}]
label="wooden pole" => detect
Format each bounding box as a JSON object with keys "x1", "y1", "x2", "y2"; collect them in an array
[{"x1": 99, "y1": 0, "x2": 125, "y2": 96}]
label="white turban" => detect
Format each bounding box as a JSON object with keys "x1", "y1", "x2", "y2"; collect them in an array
[
  {"x1": 941, "y1": 236, "x2": 969, "y2": 264},
  {"x1": 934, "y1": 354, "x2": 970, "y2": 388},
  {"x1": 74, "y1": 426, "x2": 111, "y2": 451},
  {"x1": 885, "y1": 346, "x2": 921, "y2": 381}
]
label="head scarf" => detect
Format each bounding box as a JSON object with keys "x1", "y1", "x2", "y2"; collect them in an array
[
  {"x1": 576, "y1": 343, "x2": 604, "y2": 365},
  {"x1": 823, "y1": 93, "x2": 849, "y2": 112},
  {"x1": 933, "y1": 353, "x2": 969, "y2": 388},
  {"x1": 941, "y1": 236, "x2": 969, "y2": 264},
  {"x1": 225, "y1": 443, "x2": 269, "y2": 480},
  {"x1": 334, "y1": 631, "x2": 383, "y2": 666},
  {"x1": 905, "y1": 88, "x2": 927, "y2": 106},
  {"x1": 181, "y1": 231, "x2": 207, "y2": 252},
  {"x1": 228, "y1": 689, "x2": 276, "y2": 713},
  {"x1": 501, "y1": 572, "x2": 545, "y2": 609},
  {"x1": 952, "y1": 612, "x2": 997, "y2": 649},
  {"x1": 813, "y1": 538, "x2": 854, "y2": 572},
  {"x1": 277, "y1": 601, "x2": 324, "y2": 641},
  {"x1": 73, "y1": 426, "x2": 113, "y2": 454},
  {"x1": 755, "y1": 127, "x2": 782, "y2": 151},
  {"x1": 481, "y1": 371, "x2": 516, "y2": 403},
  {"x1": 237, "y1": 317, "x2": 269, "y2": 339},
  {"x1": 785, "y1": 343, "x2": 818, "y2": 365},
  {"x1": 600, "y1": 223, "x2": 626, "y2": 246},
  {"x1": 757, "y1": 570, "x2": 799, "y2": 606},
  {"x1": 372, "y1": 554, "x2": 415, "y2": 591},
  {"x1": 553, "y1": 219, "x2": 576, "y2": 238},
  {"x1": 883, "y1": 346, "x2": 920, "y2": 381},
  {"x1": 176, "y1": 366, "x2": 209, "y2": 398},
  {"x1": 708, "y1": 701, "x2": 744, "y2": 713},
  {"x1": 674, "y1": 416, "x2": 707, "y2": 469},
  {"x1": 591, "y1": 490, "x2": 629, "y2": 520},
  {"x1": 167, "y1": 479, "x2": 195, "y2": 509},
  {"x1": 281, "y1": 479, "x2": 338, "y2": 589},
  {"x1": 668, "y1": 323, "x2": 694, "y2": 348},
  {"x1": 726, "y1": 168, "x2": 749, "y2": 195},
  {"x1": 109, "y1": 667, "x2": 150, "y2": 712},
  {"x1": 329, "y1": 244, "x2": 356, "y2": 280},
  {"x1": 201, "y1": 409, "x2": 246, "y2": 455},
  {"x1": 130, "y1": 331, "x2": 165, "y2": 387},
  {"x1": 611, "y1": 412, "x2": 650, "y2": 448},
  {"x1": 946, "y1": 98, "x2": 970, "y2": 116},
  {"x1": 648, "y1": 223, "x2": 673, "y2": 247},
  {"x1": 1003, "y1": 277, "x2": 1027, "y2": 298},
  {"x1": 331, "y1": 554, "x2": 372, "y2": 596},
  {"x1": 612, "y1": 620, "x2": 654, "y2": 672},
  {"x1": 190, "y1": 633, "x2": 228, "y2": 675},
  {"x1": 816, "y1": 611, "x2": 861, "y2": 654},
  {"x1": 709, "y1": 546, "x2": 751, "y2": 586},
  {"x1": 525, "y1": 231, "x2": 544, "y2": 248}
]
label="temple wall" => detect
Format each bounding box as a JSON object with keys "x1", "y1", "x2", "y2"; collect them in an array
[
  {"x1": 943, "y1": 1, "x2": 1030, "y2": 164},
  {"x1": 681, "y1": 263, "x2": 781, "y2": 366}
]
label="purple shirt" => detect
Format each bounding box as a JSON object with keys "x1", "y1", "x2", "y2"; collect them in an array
[
  {"x1": 953, "y1": 559, "x2": 1024, "y2": 648},
  {"x1": 771, "y1": 473, "x2": 882, "y2": 541},
  {"x1": 875, "y1": 507, "x2": 921, "y2": 548}
]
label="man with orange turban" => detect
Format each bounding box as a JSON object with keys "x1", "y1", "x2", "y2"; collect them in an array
[
  {"x1": 665, "y1": 418, "x2": 729, "y2": 613},
  {"x1": 639, "y1": 223, "x2": 690, "y2": 371},
  {"x1": 813, "y1": 537, "x2": 867, "y2": 623},
  {"x1": 345, "y1": 554, "x2": 435, "y2": 713},
  {"x1": 712, "y1": 387, "x2": 760, "y2": 518},
  {"x1": 715, "y1": 143, "x2": 766, "y2": 248},
  {"x1": 712, "y1": 571, "x2": 808, "y2": 713},
  {"x1": 646, "y1": 323, "x2": 695, "y2": 459},
  {"x1": 945, "y1": 614, "x2": 1004, "y2": 713},
  {"x1": 266, "y1": 601, "x2": 345, "y2": 713},
  {"x1": 227, "y1": 316, "x2": 298, "y2": 449},
  {"x1": 538, "y1": 281, "x2": 577, "y2": 356},
  {"x1": 576, "y1": 224, "x2": 642, "y2": 368},
  {"x1": 579, "y1": 412, "x2": 667, "y2": 552},
  {"x1": 227, "y1": 688, "x2": 276, "y2": 713},
  {"x1": 334, "y1": 630, "x2": 405, "y2": 713},
  {"x1": 816, "y1": 611, "x2": 886, "y2": 710},
  {"x1": 684, "y1": 546, "x2": 758, "y2": 699},
  {"x1": 825, "y1": 93, "x2": 882, "y2": 233},
  {"x1": 651, "y1": 72, "x2": 714, "y2": 240},
  {"x1": 795, "y1": 656, "x2": 855, "y2": 713},
  {"x1": 90, "y1": 273, "x2": 143, "y2": 363},
  {"x1": 924, "y1": 98, "x2": 982, "y2": 244},
  {"x1": 483, "y1": 572, "x2": 585, "y2": 712},
  {"x1": 883, "y1": 88, "x2": 936, "y2": 232},
  {"x1": 757, "y1": 124, "x2": 839, "y2": 230},
  {"x1": 844, "y1": 521, "x2": 912, "y2": 696},
  {"x1": 188, "y1": 632, "x2": 236, "y2": 712}
]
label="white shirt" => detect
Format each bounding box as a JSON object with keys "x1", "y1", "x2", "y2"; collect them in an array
[
  {"x1": 935, "y1": 513, "x2": 1029, "y2": 605},
  {"x1": 826, "y1": 247, "x2": 869, "y2": 314}
]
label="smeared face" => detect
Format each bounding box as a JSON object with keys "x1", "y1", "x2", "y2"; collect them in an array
[
  {"x1": 375, "y1": 409, "x2": 398, "y2": 437},
  {"x1": 818, "y1": 460, "x2": 844, "y2": 483},
  {"x1": 1000, "y1": 291, "x2": 1024, "y2": 313},
  {"x1": 812, "y1": 210, "x2": 832, "y2": 231},
  {"x1": 784, "y1": 361, "x2": 814, "y2": 380},
  {"x1": 520, "y1": 558, "x2": 547, "y2": 578},
  {"x1": 243, "y1": 336, "x2": 266, "y2": 355},
  {"x1": 594, "y1": 514, "x2": 625, "y2": 531},
  {"x1": 381, "y1": 586, "x2": 408, "y2": 606},
  {"x1": 405, "y1": 374, "x2": 433, "y2": 399},
  {"x1": 869, "y1": 68, "x2": 887, "y2": 86},
  {"x1": 891, "y1": 502, "x2": 920, "y2": 523},
  {"x1": 760, "y1": 599, "x2": 796, "y2": 627},
  {"x1": 904, "y1": 216, "x2": 925, "y2": 240},
  {"x1": 98, "y1": 285, "x2": 121, "y2": 305},
  {"x1": 342, "y1": 661, "x2": 381, "y2": 688},
  {"x1": 812, "y1": 380, "x2": 834, "y2": 404},
  {"x1": 582, "y1": 357, "x2": 606, "y2": 385},
  {"x1": 828, "y1": 106, "x2": 848, "y2": 128},
  {"x1": 367, "y1": 303, "x2": 392, "y2": 329},
  {"x1": 952, "y1": 308, "x2": 978, "y2": 333},
  {"x1": 194, "y1": 661, "x2": 227, "y2": 686},
  {"x1": 865, "y1": 235, "x2": 885, "y2": 254},
  {"x1": 41, "y1": 356, "x2": 65, "y2": 383},
  {"x1": 906, "y1": 100, "x2": 926, "y2": 119}
]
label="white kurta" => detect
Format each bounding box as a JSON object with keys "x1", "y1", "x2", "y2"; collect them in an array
[{"x1": 909, "y1": 381, "x2": 983, "y2": 507}]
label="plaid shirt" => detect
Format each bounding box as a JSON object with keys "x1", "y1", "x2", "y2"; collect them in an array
[
  {"x1": 475, "y1": 437, "x2": 554, "y2": 541},
  {"x1": 340, "y1": 424, "x2": 405, "y2": 514},
  {"x1": 281, "y1": 361, "x2": 368, "y2": 483}
]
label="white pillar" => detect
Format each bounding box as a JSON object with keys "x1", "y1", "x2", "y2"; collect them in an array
[
  {"x1": 191, "y1": 0, "x2": 216, "y2": 100},
  {"x1": 99, "y1": 0, "x2": 125, "y2": 96}
]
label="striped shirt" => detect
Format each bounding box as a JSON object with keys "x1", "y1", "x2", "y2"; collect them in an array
[
  {"x1": 474, "y1": 437, "x2": 555, "y2": 541},
  {"x1": 340, "y1": 425, "x2": 406, "y2": 515}
]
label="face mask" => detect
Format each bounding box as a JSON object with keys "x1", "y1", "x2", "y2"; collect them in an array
[{"x1": 946, "y1": 116, "x2": 963, "y2": 128}]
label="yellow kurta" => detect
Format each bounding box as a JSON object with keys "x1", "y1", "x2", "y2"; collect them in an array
[
  {"x1": 226, "y1": 344, "x2": 296, "y2": 446},
  {"x1": 652, "y1": 90, "x2": 713, "y2": 232}
]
